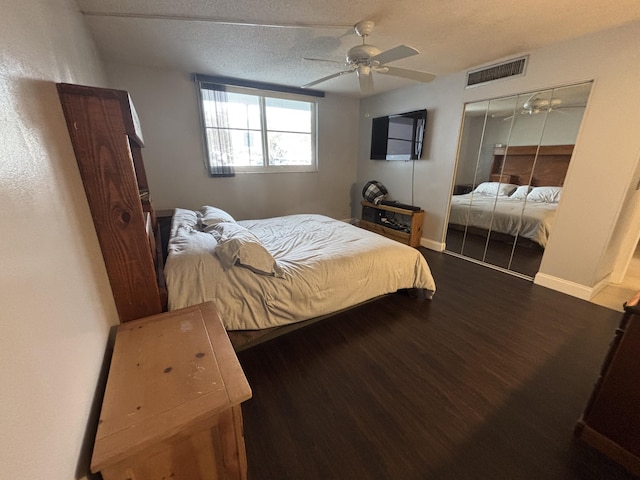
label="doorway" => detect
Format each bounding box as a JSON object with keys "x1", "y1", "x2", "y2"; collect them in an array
[{"x1": 591, "y1": 241, "x2": 640, "y2": 311}]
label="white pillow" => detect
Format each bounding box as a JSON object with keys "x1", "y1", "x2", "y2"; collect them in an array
[
  {"x1": 473, "y1": 182, "x2": 518, "y2": 197},
  {"x1": 172, "y1": 208, "x2": 199, "y2": 230},
  {"x1": 510, "y1": 185, "x2": 533, "y2": 199},
  {"x1": 212, "y1": 222, "x2": 284, "y2": 277},
  {"x1": 527, "y1": 186, "x2": 562, "y2": 203},
  {"x1": 198, "y1": 205, "x2": 236, "y2": 230}
]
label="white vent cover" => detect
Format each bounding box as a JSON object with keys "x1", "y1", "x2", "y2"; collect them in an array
[{"x1": 466, "y1": 56, "x2": 528, "y2": 87}]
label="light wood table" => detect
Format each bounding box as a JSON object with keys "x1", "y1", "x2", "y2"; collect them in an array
[{"x1": 91, "y1": 302, "x2": 252, "y2": 480}]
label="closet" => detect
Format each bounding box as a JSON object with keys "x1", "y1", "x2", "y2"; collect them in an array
[{"x1": 446, "y1": 82, "x2": 592, "y2": 278}]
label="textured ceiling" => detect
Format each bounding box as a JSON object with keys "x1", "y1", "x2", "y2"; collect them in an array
[{"x1": 76, "y1": 0, "x2": 640, "y2": 97}]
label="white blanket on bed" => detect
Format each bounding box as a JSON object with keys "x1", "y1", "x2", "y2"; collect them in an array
[
  {"x1": 165, "y1": 211, "x2": 436, "y2": 330},
  {"x1": 448, "y1": 193, "x2": 557, "y2": 247}
]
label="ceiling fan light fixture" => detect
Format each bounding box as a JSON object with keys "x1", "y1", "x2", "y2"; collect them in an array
[
  {"x1": 357, "y1": 65, "x2": 371, "y2": 77},
  {"x1": 301, "y1": 19, "x2": 436, "y2": 95}
]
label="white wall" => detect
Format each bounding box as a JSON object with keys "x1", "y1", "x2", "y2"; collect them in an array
[
  {"x1": 356, "y1": 77, "x2": 466, "y2": 251},
  {"x1": 0, "y1": 1, "x2": 117, "y2": 479},
  {"x1": 105, "y1": 64, "x2": 360, "y2": 221},
  {"x1": 356, "y1": 21, "x2": 640, "y2": 296}
]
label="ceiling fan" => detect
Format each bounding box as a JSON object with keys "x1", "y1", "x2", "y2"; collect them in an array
[
  {"x1": 497, "y1": 94, "x2": 585, "y2": 121},
  {"x1": 301, "y1": 20, "x2": 436, "y2": 94},
  {"x1": 522, "y1": 97, "x2": 564, "y2": 115}
]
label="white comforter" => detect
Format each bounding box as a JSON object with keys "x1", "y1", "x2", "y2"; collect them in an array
[
  {"x1": 165, "y1": 212, "x2": 436, "y2": 330},
  {"x1": 448, "y1": 193, "x2": 557, "y2": 247}
]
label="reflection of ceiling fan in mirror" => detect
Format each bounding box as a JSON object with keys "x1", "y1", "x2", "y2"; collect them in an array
[
  {"x1": 522, "y1": 97, "x2": 563, "y2": 114},
  {"x1": 498, "y1": 94, "x2": 586, "y2": 121},
  {"x1": 301, "y1": 20, "x2": 436, "y2": 94}
]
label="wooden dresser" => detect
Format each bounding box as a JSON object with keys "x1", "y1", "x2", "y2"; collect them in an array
[
  {"x1": 575, "y1": 310, "x2": 640, "y2": 476},
  {"x1": 57, "y1": 83, "x2": 165, "y2": 322},
  {"x1": 91, "y1": 302, "x2": 252, "y2": 480}
]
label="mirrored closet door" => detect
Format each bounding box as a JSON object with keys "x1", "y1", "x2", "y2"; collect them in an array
[{"x1": 446, "y1": 82, "x2": 593, "y2": 278}]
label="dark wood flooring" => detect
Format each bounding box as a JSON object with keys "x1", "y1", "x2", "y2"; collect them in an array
[{"x1": 237, "y1": 249, "x2": 634, "y2": 480}]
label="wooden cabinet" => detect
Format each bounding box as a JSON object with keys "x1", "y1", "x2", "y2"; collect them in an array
[
  {"x1": 91, "y1": 301, "x2": 252, "y2": 480},
  {"x1": 574, "y1": 311, "x2": 640, "y2": 476},
  {"x1": 360, "y1": 201, "x2": 424, "y2": 248},
  {"x1": 57, "y1": 83, "x2": 164, "y2": 323}
]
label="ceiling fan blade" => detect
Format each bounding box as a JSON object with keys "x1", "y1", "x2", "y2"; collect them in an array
[
  {"x1": 377, "y1": 66, "x2": 436, "y2": 83},
  {"x1": 357, "y1": 65, "x2": 374, "y2": 95},
  {"x1": 369, "y1": 45, "x2": 419, "y2": 65},
  {"x1": 301, "y1": 69, "x2": 354, "y2": 88},
  {"x1": 303, "y1": 57, "x2": 345, "y2": 65}
]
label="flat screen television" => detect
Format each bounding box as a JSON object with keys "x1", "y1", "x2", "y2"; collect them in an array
[{"x1": 370, "y1": 109, "x2": 427, "y2": 160}]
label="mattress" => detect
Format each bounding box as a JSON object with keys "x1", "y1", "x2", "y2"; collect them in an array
[{"x1": 164, "y1": 209, "x2": 436, "y2": 330}]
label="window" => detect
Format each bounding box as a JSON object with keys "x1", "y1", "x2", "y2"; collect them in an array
[{"x1": 196, "y1": 77, "x2": 321, "y2": 176}]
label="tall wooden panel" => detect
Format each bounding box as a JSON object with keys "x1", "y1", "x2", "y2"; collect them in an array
[{"x1": 57, "y1": 83, "x2": 163, "y2": 322}]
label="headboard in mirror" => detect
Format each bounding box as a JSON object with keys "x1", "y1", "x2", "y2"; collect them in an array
[{"x1": 491, "y1": 144, "x2": 574, "y2": 186}]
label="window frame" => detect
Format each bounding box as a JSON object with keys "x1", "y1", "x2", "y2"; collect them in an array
[{"x1": 195, "y1": 76, "x2": 323, "y2": 175}]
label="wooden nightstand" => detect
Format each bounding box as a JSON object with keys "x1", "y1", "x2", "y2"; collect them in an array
[{"x1": 91, "y1": 302, "x2": 252, "y2": 480}]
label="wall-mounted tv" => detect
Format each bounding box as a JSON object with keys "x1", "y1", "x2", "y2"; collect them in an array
[{"x1": 370, "y1": 109, "x2": 427, "y2": 160}]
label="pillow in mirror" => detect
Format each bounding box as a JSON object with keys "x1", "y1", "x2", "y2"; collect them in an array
[
  {"x1": 473, "y1": 182, "x2": 518, "y2": 197},
  {"x1": 527, "y1": 186, "x2": 562, "y2": 203},
  {"x1": 510, "y1": 185, "x2": 533, "y2": 199}
]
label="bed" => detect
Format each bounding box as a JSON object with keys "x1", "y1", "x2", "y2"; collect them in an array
[
  {"x1": 448, "y1": 144, "x2": 573, "y2": 248},
  {"x1": 164, "y1": 206, "x2": 436, "y2": 349}
]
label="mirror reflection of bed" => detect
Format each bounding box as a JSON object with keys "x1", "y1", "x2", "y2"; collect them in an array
[{"x1": 446, "y1": 82, "x2": 592, "y2": 279}]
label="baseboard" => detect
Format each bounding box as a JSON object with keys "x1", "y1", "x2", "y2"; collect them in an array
[
  {"x1": 421, "y1": 238, "x2": 445, "y2": 252},
  {"x1": 590, "y1": 274, "x2": 612, "y2": 299},
  {"x1": 533, "y1": 272, "x2": 595, "y2": 300}
]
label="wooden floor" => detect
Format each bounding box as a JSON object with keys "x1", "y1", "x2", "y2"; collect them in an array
[{"x1": 237, "y1": 249, "x2": 635, "y2": 480}]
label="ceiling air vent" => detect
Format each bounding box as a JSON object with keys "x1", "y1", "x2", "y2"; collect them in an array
[{"x1": 466, "y1": 56, "x2": 528, "y2": 88}]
